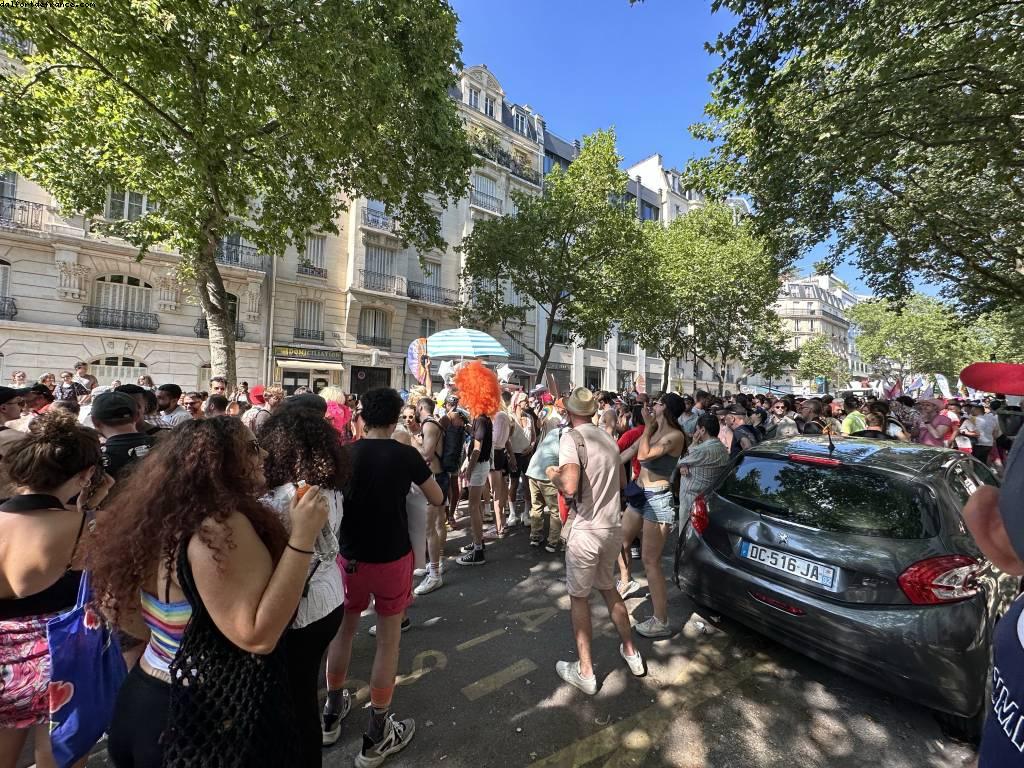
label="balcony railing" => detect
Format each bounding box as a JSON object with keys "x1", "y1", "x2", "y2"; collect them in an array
[
  {"x1": 357, "y1": 269, "x2": 405, "y2": 296},
  {"x1": 407, "y1": 281, "x2": 460, "y2": 306},
  {"x1": 0, "y1": 196, "x2": 48, "y2": 232},
  {"x1": 294, "y1": 327, "x2": 324, "y2": 342},
  {"x1": 194, "y1": 318, "x2": 246, "y2": 341},
  {"x1": 361, "y1": 207, "x2": 396, "y2": 232},
  {"x1": 357, "y1": 333, "x2": 392, "y2": 348},
  {"x1": 77, "y1": 306, "x2": 160, "y2": 333},
  {"x1": 215, "y1": 241, "x2": 267, "y2": 272},
  {"x1": 0, "y1": 296, "x2": 16, "y2": 320},
  {"x1": 470, "y1": 140, "x2": 542, "y2": 186},
  {"x1": 470, "y1": 188, "x2": 503, "y2": 214},
  {"x1": 297, "y1": 263, "x2": 328, "y2": 279}
]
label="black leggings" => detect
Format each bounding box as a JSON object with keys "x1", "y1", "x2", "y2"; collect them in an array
[
  {"x1": 285, "y1": 605, "x2": 345, "y2": 767},
  {"x1": 107, "y1": 664, "x2": 170, "y2": 768}
]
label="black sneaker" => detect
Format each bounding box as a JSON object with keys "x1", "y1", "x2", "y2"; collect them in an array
[
  {"x1": 355, "y1": 714, "x2": 416, "y2": 768},
  {"x1": 456, "y1": 548, "x2": 486, "y2": 566},
  {"x1": 529, "y1": 537, "x2": 542, "y2": 548},
  {"x1": 460, "y1": 542, "x2": 483, "y2": 554},
  {"x1": 368, "y1": 617, "x2": 411, "y2": 636},
  {"x1": 321, "y1": 689, "x2": 351, "y2": 746},
  {"x1": 545, "y1": 542, "x2": 561, "y2": 554}
]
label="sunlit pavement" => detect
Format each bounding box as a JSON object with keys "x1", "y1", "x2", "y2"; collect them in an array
[{"x1": 77, "y1": 517, "x2": 978, "y2": 768}]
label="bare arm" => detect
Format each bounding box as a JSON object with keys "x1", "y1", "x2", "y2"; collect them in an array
[
  {"x1": 547, "y1": 462, "x2": 580, "y2": 498},
  {"x1": 419, "y1": 475, "x2": 444, "y2": 507},
  {"x1": 419, "y1": 421, "x2": 441, "y2": 463}
]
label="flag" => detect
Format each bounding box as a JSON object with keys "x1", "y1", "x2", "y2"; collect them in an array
[
  {"x1": 934, "y1": 374, "x2": 952, "y2": 399},
  {"x1": 883, "y1": 378, "x2": 903, "y2": 399}
]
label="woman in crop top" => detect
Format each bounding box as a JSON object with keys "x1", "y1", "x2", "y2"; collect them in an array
[
  {"x1": 619, "y1": 393, "x2": 686, "y2": 639},
  {"x1": 0, "y1": 409, "x2": 110, "y2": 768},
  {"x1": 89, "y1": 416, "x2": 329, "y2": 768}
]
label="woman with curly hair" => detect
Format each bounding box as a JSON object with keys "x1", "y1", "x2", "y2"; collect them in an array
[
  {"x1": 0, "y1": 409, "x2": 111, "y2": 768},
  {"x1": 89, "y1": 416, "x2": 328, "y2": 768},
  {"x1": 258, "y1": 408, "x2": 350, "y2": 766}
]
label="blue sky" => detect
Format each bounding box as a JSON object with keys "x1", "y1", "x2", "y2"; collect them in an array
[{"x1": 452, "y1": 0, "x2": 869, "y2": 292}]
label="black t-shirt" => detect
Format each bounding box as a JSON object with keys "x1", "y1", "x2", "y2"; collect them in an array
[
  {"x1": 730, "y1": 424, "x2": 761, "y2": 457},
  {"x1": 101, "y1": 432, "x2": 154, "y2": 479},
  {"x1": 340, "y1": 439, "x2": 431, "y2": 563},
  {"x1": 473, "y1": 415, "x2": 493, "y2": 461}
]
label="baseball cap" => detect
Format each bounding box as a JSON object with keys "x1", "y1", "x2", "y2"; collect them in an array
[
  {"x1": 249, "y1": 385, "x2": 266, "y2": 405},
  {"x1": 28, "y1": 383, "x2": 54, "y2": 401},
  {"x1": 91, "y1": 391, "x2": 138, "y2": 422},
  {"x1": 961, "y1": 363, "x2": 1024, "y2": 396},
  {"x1": 0, "y1": 386, "x2": 29, "y2": 405}
]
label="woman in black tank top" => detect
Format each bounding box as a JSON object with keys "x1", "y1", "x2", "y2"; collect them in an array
[{"x1": 0, "y1": 409, "x2": 107, "y2": 766}]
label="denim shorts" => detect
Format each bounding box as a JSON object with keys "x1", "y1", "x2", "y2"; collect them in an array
[{"x1": 638, "y1": 488, "x2": 675, "y2": 525}]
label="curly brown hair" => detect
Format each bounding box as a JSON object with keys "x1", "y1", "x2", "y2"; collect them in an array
[
  {"x1": 87, "y1": 416, "x2": 287, "y2": 623},
  {"x1": 258, "y1": 407, "x2": 351, "y2": 491}
]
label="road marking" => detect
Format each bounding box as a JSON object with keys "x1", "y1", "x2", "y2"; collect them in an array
[
  {"x1": 530, "y1": 653, "x2": 768, "y2": 767},
  {"x1": 502, "y1": 606, "x2": 559, "y2": 633},
  {"x1": 456, "y1": 627, "x2": 506, "y2": 651},
  {"x1": 461, "y1": 658, "x2": 538, "y2": 702},
  {"x1": 396, "y1": 649, "x2": 448, "y2": 687}
]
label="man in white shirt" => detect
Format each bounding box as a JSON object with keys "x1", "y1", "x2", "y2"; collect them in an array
[
  {"x1": 73, "y1": 361, "x2": 99, "y2": 392},
  {"x1": 547, "y1": 387, "x2": 643, "y2": 694},
  {"x1": 156, "y1": 383, "x2": 191, "y2": 428}
]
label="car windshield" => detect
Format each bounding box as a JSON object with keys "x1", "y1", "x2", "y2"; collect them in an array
[{"x1": 718, "y1": 456, "x2": 939, "y2": 539}]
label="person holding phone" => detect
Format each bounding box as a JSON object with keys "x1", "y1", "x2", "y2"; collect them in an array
[{"x1": 0, "y1": 409, "x2": 113, "y2": 768}]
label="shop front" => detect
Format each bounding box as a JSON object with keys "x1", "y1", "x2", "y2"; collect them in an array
[{"x1": 272, "y1": 345, "x2": 344, "y2": 394}]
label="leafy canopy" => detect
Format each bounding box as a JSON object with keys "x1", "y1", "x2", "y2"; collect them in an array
[
  {"x1": 687, "y1": 0, "x2": 1024, "y2": 315},
  {"x1": 796, "y1": 334, "x2": 846, "y2": 386},
  {"x1": 458, "y1": 129, "x2": 644, "y2": 379}
]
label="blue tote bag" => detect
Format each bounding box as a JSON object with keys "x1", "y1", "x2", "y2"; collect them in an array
[{"x1": 46, "y1": 571, "x2": 128, "y2": 768}]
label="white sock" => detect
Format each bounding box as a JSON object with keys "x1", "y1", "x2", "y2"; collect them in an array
[{"x1": 427, "y1": 562, "x2": 438, "y2": 578}]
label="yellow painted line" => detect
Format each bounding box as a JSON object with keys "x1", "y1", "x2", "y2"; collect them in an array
[
  {"x1": 461, "y1": 658, "x2": 538, "y2": 702},
  {"x1": 456, "y1": 627, "x2": 507, "y2": 651},
  {"x1": 529, "y1": 653, "x2": 766, "y2": 767}
]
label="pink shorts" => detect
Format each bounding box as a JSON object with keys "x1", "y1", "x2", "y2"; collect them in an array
[{"x1": 339, "y1": 550, "x2": 414, "y2": 617}]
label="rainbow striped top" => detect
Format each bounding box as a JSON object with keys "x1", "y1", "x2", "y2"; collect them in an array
[{"x1": 140, "y1": 590, "x2": 191, "y2": 673}]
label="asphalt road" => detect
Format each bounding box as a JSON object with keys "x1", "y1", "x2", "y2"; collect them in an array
[{"x1": 67, "y1": 518, "x2": 978, "y2": 768}]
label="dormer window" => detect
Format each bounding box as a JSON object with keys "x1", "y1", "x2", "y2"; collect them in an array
[
  {"x1": 484, "y1": 96, "x2": 495, "y2": 118},
  {"x1": 514, "y1": 113, "x2": 527, "y2": 134},
  {"x1": 467, "y1": 87, "x2": 480, "y2": 109}
]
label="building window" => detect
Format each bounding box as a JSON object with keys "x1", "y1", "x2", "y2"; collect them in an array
[
  {"x1": 296, "y1": 299, "x2": 323, "y2": 334},
  {"x1": 639, "y1": 201, "x2": 659, "y2": 221},
  {"x1": 89, "y1": 356, "x2": 148, "y2": 386},
  {"x1": 514, "y1": 113, "x2": 527, "y2": 134},
  {"x1": 550, "y1": 321, "x2": 570, "y2": 346},
  {"x1": 584, "y1": 366, "x2": 603, "y2": 390},
  {"x1": 617, "y1": 334, "x2": 636, "y2": 355},
  {"x1": 359, "y1": 308, "x2": 390, "y2": 343},
  {"x1": 94, "y1": 274, "x2": 152, "y2": 313},
  {"x1": 420, "y1": 318, "x2": 436, "y2": 338},
  {"x1": 365, "y1": 244, "x2": 396, "y2": 275},
  {"x1": 472, "y1": 174, "x2": 497, "y2": 197},
  {"x1": 106, "y1": 188, "x2": 156, "y2": 221},
  {"x1": 467, "y1": 87, "x2": 480, "y2": 109},
  {"x1": 421, "y1": 262, "x2": 441, "y2": 287},
  {"x1": 585, "y1": 333, "x2": 606, "y2": 350},
  {"x1": 305, "y1": 235, "x2": 326, "y2": 269},
  {"x1": 484, "y1": 96, "x2": 495, "y2": 118},
  {"x1": 0, "y1": 171, "x2": 15, "y2": 199},
  {"x1": 0, "y1": 259, "x2": 9, "y2": 297}
]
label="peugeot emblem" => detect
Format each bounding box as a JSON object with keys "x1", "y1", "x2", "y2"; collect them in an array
[{"x1": 778, "y1": 532, "x2": 788, "y2": 544}]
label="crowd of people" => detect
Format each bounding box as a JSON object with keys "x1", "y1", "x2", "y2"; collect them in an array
[{"x1": 0, "y1": 357, "x2": 1021, "y2": 768}]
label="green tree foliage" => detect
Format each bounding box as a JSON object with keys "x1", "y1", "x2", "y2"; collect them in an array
[
  {"x1": 687, "y1": 0, "x2": 1024, "y2": 315},
  {"x1": 797, "y1": 334, "x2": 846, "y2": 394},
  {"x1": 0, "y1": 2, "x2": 472, "y2": 383},
  {"x1": 849, "y1": 294, "x2": 1024, "y2": 379},
  {"x1": 458, "y1": 129, "x2": 644, "y2": 382}
]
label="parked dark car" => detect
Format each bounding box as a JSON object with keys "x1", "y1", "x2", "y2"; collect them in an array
[{"x1": 676, "y1": 436, "x2": 1018, "y2": 738}]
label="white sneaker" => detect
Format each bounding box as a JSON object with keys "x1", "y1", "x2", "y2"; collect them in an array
[
  {"x1": 556, "y1": 660, "x2": 598, "y2": 695},
  {"x1": 506, "y1": 513, "x2": 519, "y2": 527},
  {"x1": 413, "y1": 567, "x2": 428, "y2": 577},
  {"x1": 616, "y1": 579, "x2": 641, "y2": 598},
  {"x1": 355, "y1": 714, "x2": 415, "y2": 768},
  {"x1": 619, "y1": 644, "x2": 645, "y2": 676},
  {"x1": 634, "y1": 616, "x2": 672, "y2": 638},
  {"x1": 414, "y1": 573, "x2": 443, "y2": 595}
]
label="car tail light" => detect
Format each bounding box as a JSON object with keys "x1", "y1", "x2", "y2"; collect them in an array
[
  {"x1": 691, "y1": 494, "x2": 709, "y2": 535},
  {"x1": 788, "y1": 453, "x2": 842, "y2": 467},
  {"x1": 898, "y1": 555, "x2": 982, "y2": 605},
  {"x1": 749, "y1": 590, "x2": 806, "y2": 616}
]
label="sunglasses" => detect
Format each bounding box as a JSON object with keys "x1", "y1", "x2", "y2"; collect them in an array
[{"x1": 402, "y1": 414, "x2": 417, "y2": 420}]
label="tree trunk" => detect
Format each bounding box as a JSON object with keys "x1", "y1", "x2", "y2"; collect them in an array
[{"x1": 194, "y1": 223, "x2": 237, "y2": 387}]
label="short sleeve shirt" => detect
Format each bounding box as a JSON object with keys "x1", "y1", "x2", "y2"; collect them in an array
[
  {"x1": 472, "y1": 415, "x2": 493, "y2": 461},
  {"x1": 558, "y1": 424, "x2": 621, "y2": 530},
  {"x1": 917, "y1": 414, "x2": 953, "y2": 447},
  {"x1": 340, "y1": 439, "x2": 431, "y2": 563}
]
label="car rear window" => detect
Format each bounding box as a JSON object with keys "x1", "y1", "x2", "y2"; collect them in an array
[{"x1": 718, "y1": 456, "x2": 939, "y2": 539}]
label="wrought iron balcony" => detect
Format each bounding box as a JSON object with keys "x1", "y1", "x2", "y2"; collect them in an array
[
  {"x1": 357, "y1": 333, "x2": 392, "y2": 348},
  {"x1": 470, "y1": 188, "x2": 503, "y2": 214},
  {"x1": 215, "y1": 241, "x2": 267, "y2": 272},
  {"x1": 297, "y1": 263, "x2": 328, "y2": 279},
  {"x1": 406, "y1": 281, "x2": 460, "y2": 306},
  {"x1": 294, "y1": 328, "x2": 324, "y2": 342},
  {"x1": 357, "y1": 269, "x2": 405, "y2": 296},
  {"x1": 508, "y1": 348, "x2": 525, "y2": 362},
  {"x1": 361, "y1": 207, "x2": 396, "y2": 232},
  {"x1": 77, "y1": 306, "x2": 160, "y2": 333},
  {"x1": 470, "y1": 140, "x2": 541, "y2": 186},
  {"x1": 0, "y1": 196, "x2": 48, "y2": 232},
  {"x1": 0, "y1": 296, "x2": 16, "y2": 320},
  {"x1": 194, "y1": 317, "x2": 247, "y2": 341}
]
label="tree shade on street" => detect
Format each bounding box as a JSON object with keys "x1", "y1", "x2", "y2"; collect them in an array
[{"x1": 0, "y1": 2, "x2": 473, "y2": 384}]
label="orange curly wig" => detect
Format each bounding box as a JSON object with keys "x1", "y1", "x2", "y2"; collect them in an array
[{"x1": 453, "y1": 361, "x2": 501, "y2": 417}]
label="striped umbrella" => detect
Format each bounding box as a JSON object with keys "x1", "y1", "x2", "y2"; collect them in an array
[{"x1": 426, "y1": 327, "x2": 509, "y2": 359}]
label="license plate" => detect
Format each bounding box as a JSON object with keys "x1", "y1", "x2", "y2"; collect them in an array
[{"x1": 740, "y1": 541, "x2": 837, "y2": 591}]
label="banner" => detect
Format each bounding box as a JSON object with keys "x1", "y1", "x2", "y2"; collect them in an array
[{"x1": 934, "y1": 373, "x2": 952, "y2": 399}]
